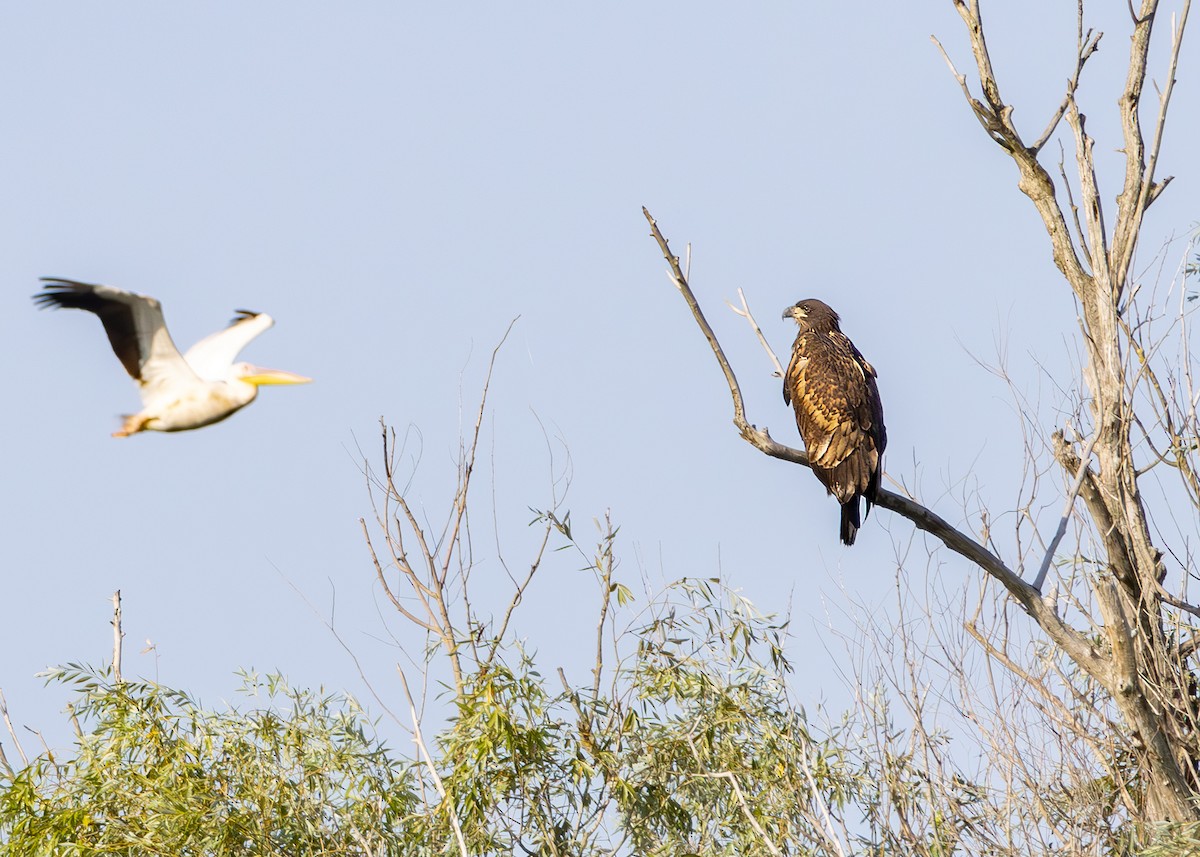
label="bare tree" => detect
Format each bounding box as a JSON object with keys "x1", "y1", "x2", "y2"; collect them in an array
[{"x1": 648, "y1": 0, "x2": 1200, "y2": 831}]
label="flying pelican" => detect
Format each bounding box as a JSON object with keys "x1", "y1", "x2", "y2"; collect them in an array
[{"x1": 34, "y1": 278, "x2": 311, "y2": 437}]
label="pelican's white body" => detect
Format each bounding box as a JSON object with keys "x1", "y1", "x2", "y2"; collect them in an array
[
  {"x1": 35, "y1": 279, "x2": 310, "y2": 436},
  {"x1": 130, "y1": 311, "x2": 277, "y2": 433}
]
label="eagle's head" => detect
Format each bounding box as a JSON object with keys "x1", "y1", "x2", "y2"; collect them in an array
[{"x1": 783, "y1": 298, "x2": 840, "y2": 329}]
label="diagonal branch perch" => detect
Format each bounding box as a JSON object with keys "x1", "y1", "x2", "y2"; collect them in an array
[
  {"x1": 643, "y1": 206, "x2": 1108, "y2": 682},
  {"x1": 644, "y1": 206, "x2": 997, "y2": 563}
]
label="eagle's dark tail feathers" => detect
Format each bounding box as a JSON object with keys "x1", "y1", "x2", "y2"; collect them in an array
[
  {"x1": 843, "y1": 467, "x2": 883, "y2": 545},
  {"x1": 840, "y1": 498, "x2": 862, "y2": 546}
]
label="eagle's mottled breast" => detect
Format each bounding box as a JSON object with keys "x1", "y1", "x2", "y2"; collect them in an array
[{"x1": 782, "y1": 298, "x2": 886, "y2": 545}]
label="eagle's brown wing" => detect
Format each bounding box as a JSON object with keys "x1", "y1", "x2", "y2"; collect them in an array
[
  {"x1": 785, "y1": 329, "x2": 882, "y2": 500},
  {"x1": 848, "y1": 336, "x2": 887, "y2": 512}
]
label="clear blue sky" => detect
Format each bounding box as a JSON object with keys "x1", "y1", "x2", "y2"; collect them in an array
[{"x1": 2, "y1": 3, "x2": 1196, "y2": 747}]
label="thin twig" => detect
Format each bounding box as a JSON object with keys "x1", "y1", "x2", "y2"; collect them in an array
[
  {"x1": 691, "y1": 768, "x2": 784, "y2": 856},
  {"x1": 938, "y1": 4, "x2": 1092, "y2": 299},
  {"x1": 440, "y1": 318, "x2": 520, "y2": 589},
  {"x1": 399, "y1": 667, "x2": 470, "y2": 857},
  {"x1": 1057, "y1": 139, "x2": 1094, "y2": 271},
  {"x1": 1032, "y1": 427, "x2": 1102, "y2": 591},
  {"x1": 1138, "y1": 1, "x2": 1190, "y2": 214},
  {"x1": 592, "y1": 513, "x2": 616, "y2": 700},
  {"x1": 0, "y1": 690, "x2": 27, "y2": 768},
  {"x1": 645, "y1": 207, "x2": 749, "y2": 427},
  {"x1": 1031, "y1": 1, "x2": 1102, "y2": 154},
  {"x1": 271, "y1": 562, "x2": 410, "y2": 732},
  {"x1": 486, "y1": 413, "x2": 564, "y2": 666},
  {"x1": 791, "y1": 730, "x2": 849, "y2": 857},
  {"x1": 930, "y1": 35, "x2": 978, "y2": 112},
  {"x1": 111, "y1": 590, "x2": 124, "y2": 684},
  {"x1": 487, "y1": 519, "x2": 553, "y2": 665},
  {"x1": 728, "y1": 288, "x2": 785, "y2": 377},
  {"x1": 360, "y1": 518, "x2": 439, "y2": 633}
]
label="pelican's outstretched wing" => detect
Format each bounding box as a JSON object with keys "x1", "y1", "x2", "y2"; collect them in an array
[
  {"x1": 182, "y1": 310, "x2": 275, "y2": 380},
  {"x1": 34, "y1": 278, "x2": 201, "y2": 400}
]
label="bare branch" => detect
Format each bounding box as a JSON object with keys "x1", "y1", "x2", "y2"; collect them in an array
[
  {"x1": 1066, "y1": 104, "x2": 1111, "y2": 276},
  {"x1": 1110, "y1": 0, "x2": 1180, "y2": 296},
  {"x1": 399, "y1": 667, "x2": 470, "y2": 857},
  {"x1": 486, "y1": 519, "x2": 553, "y2": 666},
  {"x1": 1157, "y1": 581, "x2": 1200, "y2": 622},
  {"x1": 0, "y1": 689, "x2": 26, "y2": 769},
  {"x1": 439, "y1": 318, "x2": 519, "y2": 593},
  {"x1": 111, "y1": 590, "x2": 123, "y2": 684},
  {"x1": 644, "y1": 207, "x2": 749, "y2": 428},
  {"x1": 644, "y1": 208, "x2": 1109, "y2": 683},
  {"x1": 360, "y1": 518, "x2": 439, "y2": 634},
  {"x1": 1032, "y1": 427, "x2": 1102, "y2": 591},
  {"x1": 1031, "y1": 3, "x2": 1102, "y2": 154},
  {"x1": 591, "y1": 513, "x2": 616, "y2": 700},
  {"x1": 728, "y1": 287, "x2": 785, "y2": 377},
  {"x1": 689, "y1": 767, "x2": 785, "y2": 857},
  {"x1": 1139, "y1": 3, "x2": 1191, "y2": 216},
  {"x1": 1057, "y1": 140, "x2": 1094, "y2": 271},
  {"x1": 937, "y1": 4, "x2": 1093, "y2": 297}
]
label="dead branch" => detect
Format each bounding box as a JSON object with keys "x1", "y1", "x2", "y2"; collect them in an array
[
  {"x1": 643, "y1": 206, "x2": 1108, "y2": 684},
  {"x1": 1032, "y1": 428, "x2": 1102, "y2": 591},
  {"x1": 938, "y1": 5, "x2": 1093, "y2": 301},
  {"x1": 399, "y1": 666, "x2": 470, "y2": 857},
  {"x1": 728, "y1": 288, "x2": 785, "y2": 377},
  {"x1": 1031, "y1": 1, "x2": 1102, "y2": 155},
  {"x1": 0, "y1": 689, "x2": 26, "y2": 769},
  {"x1": 941, "y1": 0, "x2": 1200, "y2": 823},
  {"x1": 361, "y1": 320, "x2": 529, "y2": 695},
  {"x1": 111, "y1": 590, "x2": 123, "y2": 684}
]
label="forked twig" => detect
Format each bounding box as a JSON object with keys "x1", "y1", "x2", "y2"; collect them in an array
[
  {"x1": 1032, "y1": 427, "x2": 1102, "y2": 591},
  {"x1": 1031, "y1": 0, "x2": 1102, "y2": 154},
  {"x1": 0, "y1": 689, "x2": 26, "y2": 769},
  {"x1": 728, "y1": 288, "x2": 785, "y2": 377},
  {"x1": 688, "y1": 766, "x2": 785, "y2": 857},
  {"x1": 1139, "y1": 1, "x2": 1191, "y2": 212}
]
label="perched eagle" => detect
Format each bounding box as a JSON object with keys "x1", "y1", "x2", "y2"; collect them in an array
[{"x1": 782, "y1": 299, "x2": 886, "y2": 545}]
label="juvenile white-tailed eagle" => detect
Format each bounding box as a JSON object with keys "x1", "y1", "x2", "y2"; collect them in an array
[{"x1": 782, "y1": 299, "x2": 886, "y2": 545}]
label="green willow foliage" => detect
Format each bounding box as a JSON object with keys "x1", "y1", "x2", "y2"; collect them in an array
[
  {"x1": 0, "y1": 669, "x2": 415, "y2": 855},
  {"x1": 5, "y1": 542, "x2": 1196, "y2": 853},
  {"x1": 0, "y1": 580, "x2": 887, "y2": 856}
]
